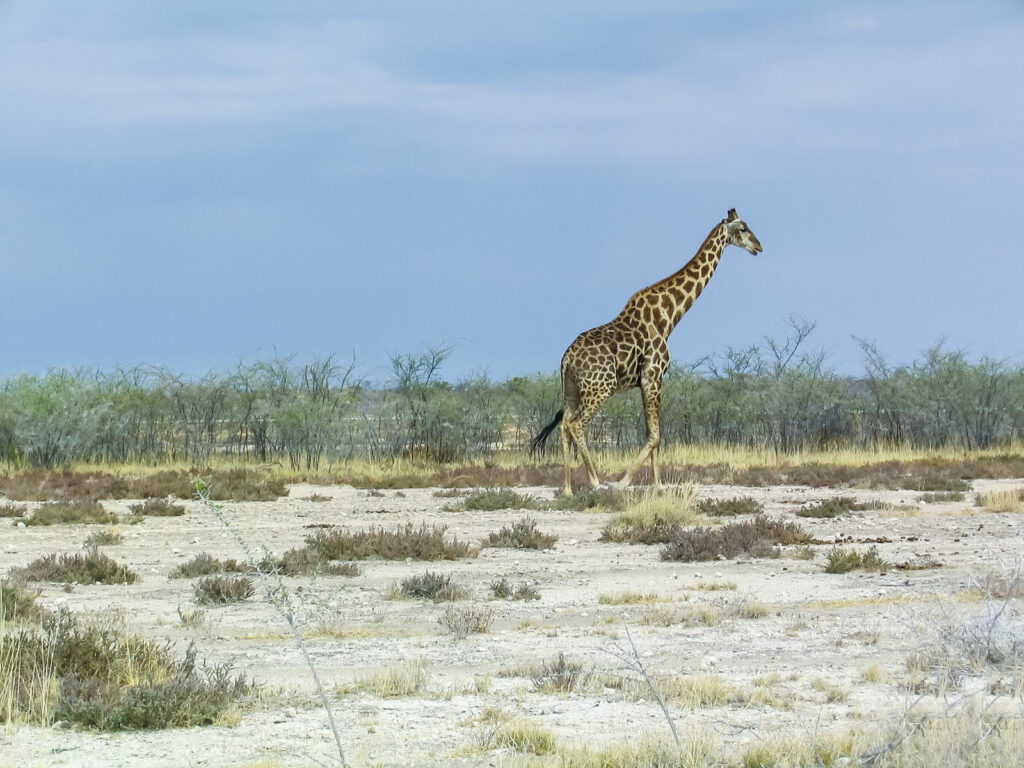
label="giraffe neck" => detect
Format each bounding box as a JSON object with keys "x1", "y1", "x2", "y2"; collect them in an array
[{"x1": 617, "y1": 223, "x2": 729, "y2": 338}]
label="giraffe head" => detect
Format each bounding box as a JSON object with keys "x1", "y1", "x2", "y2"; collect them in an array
[{"x1": 723, "y1": 208, "x2": 762, "y2": 255}]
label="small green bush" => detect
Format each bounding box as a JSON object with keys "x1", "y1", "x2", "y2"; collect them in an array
[
  {"x1": 460, "y1": 488, "x2": 542, "y2": 511},
  {"x1": 796, "y1": 496, "x2": 870, "y2": 518},
  {"x1": 531, "y1": 653, "x2": 589, "y2": 693},
  {"x1": 919, "y1": 490, "x2": 966, "y2": 503},
  {"x1": 397, "y1": 571, "x2": 466, "y2": 601},
  {"x1": 11, "y1": 548, "x2": 138, "y2": 585},
  {"x1": 24, "y1": 500, "x2": 118, "y2": 526},
  {"x1": 129, "y1": 498, "x2": 185, "y2": 517},
  {"x1": 483, "y1": 517, "x2": 557, "y2": 549},
  {"x1": 169, "y1": 553, "x2": 248, "y2": 579},
  {"x1": 490, "y1": 578, "x2": 540, "y2": 601},
  {"x1": 696, "y1": 496, "x2": 763, "y2": 516},
  {"x1": 299, "y1": 523, "x2": 475, "y2": 562},
  {"x1": 824, "y1": 545, "x2": 891, "y2": 574},
  {"x1": 84, "y1": 528, "x2": 124, "y2": 547},
  {"x1": 193, "y1": 575, "x2": 255, "y2": 605}
]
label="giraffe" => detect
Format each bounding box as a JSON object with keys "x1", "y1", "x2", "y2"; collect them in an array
[{"x1": 531, "y1": 209, "x2": 763, "y2": 496}]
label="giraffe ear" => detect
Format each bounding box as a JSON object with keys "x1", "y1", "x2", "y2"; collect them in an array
[{"x1": 726, "y1": 209, "x2": 738, "y2": 221}]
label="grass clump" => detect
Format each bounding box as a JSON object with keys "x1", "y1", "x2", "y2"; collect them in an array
[
  {"x1": 975, "y1": 489, "x2": 1024, "y2": 513},
  {"x1": 193, "y1": 575, "x2": 255, "y2": 605},
  {"x1": 198, "y1": 469, "x2": 287, "y2": 501},
  {"x1": 10, "y1": 548, "x2": 138, "y2": 585},
  {"x1": 295, "y1": 523, "x2": 475, "y2": 562},
  {"x1": 696, "y1": 496, "x2": 763, "y2": 516},
  {"x1": 660, "y1": 515, "x2": 811, "y2": 562},
  {"x1": 394, "y1": 571, "x2": 467, "y2": 602},
  {"x1": 169, "y1": 552, "x2": 249, "y2": 579},
  {"x1": 824, "y1": 546, "x2": 891, "y2": 574},
  {"x1": 0, "y1": 581, "x2": 42, "y2": 622},
  {"x1": 0, "y1": 502, "x2": 26, "y2": 518},
  {"x1": 550, "y1": 486, "x2": 628, "y2": 511},
  {"x1": 796, "y1": 495, "x2": 871, "y2": 518},
  {"x1": 438, "y1": 604, "x2": 493, "y2": 639},
  {"x1": 920, "y1": 490, "x2": 966, "y2": 503},
  {"x1": 272, "y1": 547, "x2": 361, "y2": 577},
  {"x1": 482, "y1": 516, "x2": 557, "y2": 549},
  {"x1": 598, "y1": 590, "x2": 660, "y2": 605},
  {"x1": 600, "y1": 485, "x2": 700, "y2": 544},
  {"x1": 489, "y1": 578, "x2": 540, "y2": 601},
  {"x1": 531, "y1": 653, "x2": 590, "y2": 693},
  {"x1": 129, "y1": 498, "x2": 186, "y2": 518},
  {"x1": 493, "y1": 719, "x2": 557, "y2": 755},
  {"x1": 1, "y1": 607, "x2": 251, "y2": 728},
  {"x1": 346, "y1": 658, "x2": 427, "y2": 698},
  {"x1": 23, "y1": 500, "x2": 118, "y2": 526}
]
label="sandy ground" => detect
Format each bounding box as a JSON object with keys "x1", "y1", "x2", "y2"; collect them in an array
[{"x1": 3, "y1": 478, "x2": 1024, "y2": 767}]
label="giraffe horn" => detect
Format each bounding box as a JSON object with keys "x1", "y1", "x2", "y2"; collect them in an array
[{"x1": 726, "y1": 208, "x2": 738, "y2": 221}]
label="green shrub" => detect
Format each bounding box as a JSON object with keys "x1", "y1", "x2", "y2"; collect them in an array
[
  {"x1": 696, "y1": 496, "x2": 763, "y2": 516},
  {"x1": 460, "y1": 488, "x2": 542, "y2": 511},
  {"x1": 11, "y1": 548, "x2": 138, "y2": 585},
  {"x1": 169, "y1": 553, "x2": 248, "y2": 579},
  {"x1": 84, "y1": 528, "x2": 124, "y2": 547},
  {"x1": 129, "y1": 498, "x2": 185, "y2": 517},
  {"x1": 0, "y1": 581, "x2": 42, "y2": 622},
  {"x1": 483, "y1": 517, "x2": 557, "y2": 549},
  {"x1": 489, "y1": 578, "x2": 540, "y2": 601},
  {"x1": 796, "y1": 496, "x2": 870, "y2": 518},
  {"x1": 298, "y1": 523, "x2": 475, "y2": 562},
  {"x1": 23, "y1": 500, "x2": 117, "y2": 526},
  {"x1": 396, "y1": 571, "x2": 466, "y2": 601},
  {"x1": 531, "y1": 653, "x2": 589, "y2": 693},
  {"x1": 198, "y1": 469, "x2": 286, "y2": 501},
  {"x1": 824, "y1": 546, "x2": 891, "y2": 574},
  {"x1": 193, "y1": 575, "x2": 255, "y2": 605}
]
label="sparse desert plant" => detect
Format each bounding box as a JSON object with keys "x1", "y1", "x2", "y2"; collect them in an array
[
  {"x1": 23, "y1": 500, "x2": 118, "y2": 526},
  {"x1": 460, "y1": 488, "x2": 543, "y2": 511},
  {"x1": 129, "y1": 497, "x2": 186, "y2": 517},
  {"x1": 492, "y1": 719, "x2": 557, "y2": 755},
  {"x1": 482, "y1": 516, "x2": 557, "y2": 549},
  {"x1": 176, "y1": 605, "x2": 206, "y2": 629},
  {"x1": 696, "y1": 495, "x2": 763, "y2": 516},
  {"x1": 796, "y1": 495, "x2": 871, "y2": 518},
  {"x1": 296, "y1": 523, "x2": 475, "y2": 562},
  {"x1": 920, "y1": 490, "x2": 966, "y2": 503},
  {"x1": 193, "y1": 575, "x2": 255, "y2": 605},
  {"x1": 599, "y1": 591, "x2": 660, "y2": 605},
  {"x1": 83, "y1": 527, "x2": 124, "y2": 547},
  {"x1": 0, "y1": 502, "x2": 26, "y2": 518},
  {"x1": 640, "y1": 604, "x2": 721, "y2": 628},
  {"x1": 198, "y1": 469, "x2": 287, "y2": 501},
  {"x1": 10, "y1": 547, "x2": 138, "y2": 585},
  {"x1": 396, "y1": 571, "x2": 467, "y2": 602},
  {"x1": 272, "y1": 546, "x2": 360, "y2": 577},
  {"x1": 0, "y1": 581, "x2": 42, "y2": 622},
  {"x1": 349, "y1": 658, "x2": 427, "y2": 698},
  {"x1": 550, "y1": 485, "x2": 628, "y2": 511},
  {"x1": 824, "y1": 546, "x2": 891, "y2": 574},
  {"x1": 660, "y1": 515, "x2": 811, "y2": 562},
  {"x1": 303, "y1": 493, "x2": 331, "y2": 502},
  {"x1": 1, "y1": 607, "x2": 251, "y2": 729},
  {"x1": 811, "y1": 676, "x2": 849, "y2": 703},
  {"x1": 975, "y1": 489, "x2": 1024, "y2": 513},
  {"x1": 438, "y1": 604, "x2": 493, "y2": 639},
  {"x1": 169, "y1": 552, "x2": 248, "y2": 579},
  {"x1": 531, "y1": 653, "x2": 590, "y2": 693},
  {"x1": 489, "y1": 578, "x2": 540, "y2": 601}
]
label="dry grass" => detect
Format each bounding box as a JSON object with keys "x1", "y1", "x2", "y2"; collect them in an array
[
  {"x1": 438, "y1": 604, "x2": 493, "y2": 638},
  {"x1": 393, "y1": 571, "x2": 467, "y2": 602},
  {"x1": 696, "y1": 496, "x2": 764, "y2": 517},
  {"x1": 975, "y1": 489, "x2": 1024, "y2": 513},
  {"x1": 796, "y1": 495, "x2": 872, "y2": 518},
  {"x1": 824, "y1": 545, "x2": 892, "y2": 574},
  {"x1": 0, "y1": 502, "x2": 26, "y2": 518},
  {"x1": 530, "y1": 653, "x2": 590, "y2": 693},
  {"x1": 598, "y1": 590, "x2": 662, "y2": 605},
  {"x1": 129, "y1": 498, "x2": 186, "y2": 517},
  {"x1": 290, "y1": 523, "x2": 476, "y2": 562},
  {"x1": 345, "y1": 658, "x2": 427, "y2": 698},
  {"x1": 600, "y1": 485, "x2": 701, "y2": 544},
  {"x1": 193, "y1": 575, "x2": 255, "y2": 605}
]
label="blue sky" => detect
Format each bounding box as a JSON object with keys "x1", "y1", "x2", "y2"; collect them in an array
[{"x1": 2, "y1": 1, "x2": 1023, "y2": 384}]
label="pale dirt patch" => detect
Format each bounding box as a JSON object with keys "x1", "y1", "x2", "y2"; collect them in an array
[{"x1": 3, "y1": 478, "x2": 1024, "y2": 767}]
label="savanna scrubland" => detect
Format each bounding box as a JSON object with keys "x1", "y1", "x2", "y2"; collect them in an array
[{"x1": 3, "y1": 333, "x2": 1024, "y2": 767}]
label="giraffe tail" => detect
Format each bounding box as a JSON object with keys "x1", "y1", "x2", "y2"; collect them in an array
[{"x1": 530, "y1": 410, "x2": 564, "y2": 457}]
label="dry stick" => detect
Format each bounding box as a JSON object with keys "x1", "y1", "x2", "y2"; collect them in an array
[
  {"x1": 194, "y1": 482, "x2": 350, "y2": 768},
  {"x1": 616, "y1": 623, "x2": 683, "y2": 750}
]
